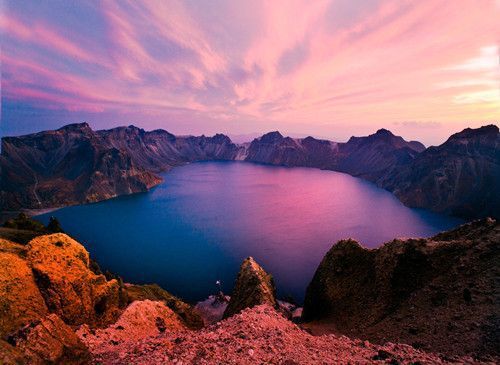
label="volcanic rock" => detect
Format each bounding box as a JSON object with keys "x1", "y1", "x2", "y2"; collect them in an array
[
  {"x1": 125, "y1": 283, "x2": 204, "y2": 329},
  {"x1": 7, "y1": 313, "x2": 90, "y2": 364},
  {"x1": 26, "y1": 233, "x2": 123, "y2": 326},
  {"x1": 379, "y1": 125, "x2": 500, "y2": 218},
  {"x1": 223, "y1": 257, "x2": 278, "y2": 318},
  {"x1": 303, "y1": 218, "x2": 500, "y2": 358}
]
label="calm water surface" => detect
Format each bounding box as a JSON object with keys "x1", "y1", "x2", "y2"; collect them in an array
[{"x1": 37, "y1": 161, "x2": 462, "y2": 302}]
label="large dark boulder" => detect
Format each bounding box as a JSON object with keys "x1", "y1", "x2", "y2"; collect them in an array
[{"x1": 303, "y1": 218, "x2": 500, "y2": 358}]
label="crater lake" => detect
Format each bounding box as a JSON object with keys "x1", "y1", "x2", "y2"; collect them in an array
[{"x1": 37, "y1": 161, "x2": 462, "y2": 303}]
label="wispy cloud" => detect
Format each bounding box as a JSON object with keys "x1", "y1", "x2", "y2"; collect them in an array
[{"x1": 1, "y1": 0, "x2": 499, "y2": 144}]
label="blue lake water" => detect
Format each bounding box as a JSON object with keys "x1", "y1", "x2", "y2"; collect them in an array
[{"x1": 36, "y1": 161, "x2": 462, "y2": 303}]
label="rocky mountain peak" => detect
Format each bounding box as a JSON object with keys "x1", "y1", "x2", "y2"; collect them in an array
[
  {"x1": 259, "y1": 131, "x2": 284, "y2": 143},
  {"x1": 223, "y1": 257, "x2": 277, "y2": 318},
  {"x1": 57, "y1": 122, "x2": 92, "y2": 133},
  {"x1": 375, "y1": 128, "x2": 394, "y2": 136},
  {"x1": 447, "y1": 124, "x2": 499, "y2": 142}
]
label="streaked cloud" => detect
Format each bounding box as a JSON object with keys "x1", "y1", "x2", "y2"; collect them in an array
[{"x1": 1, "y1": 0, "x2": 499, "y2": 144}]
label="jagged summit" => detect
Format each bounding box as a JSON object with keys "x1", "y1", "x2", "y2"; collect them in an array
[{"x1": 447, "y1": 124, "x2": 499, "y2": 141}]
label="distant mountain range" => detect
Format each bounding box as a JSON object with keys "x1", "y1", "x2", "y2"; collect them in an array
[{"x1": 1, "y1": 123, "x2": 498, "y2": 219}]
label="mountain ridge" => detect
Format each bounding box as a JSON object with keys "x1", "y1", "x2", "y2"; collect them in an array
[{"x1": 1, "y1": 123, "x2": 498, "y2": 219}]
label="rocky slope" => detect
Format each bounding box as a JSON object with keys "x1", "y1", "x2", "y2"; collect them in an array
[
  {"x1": 0, "y1": 222, "x2": 202, "y2": 364},
  {"x1": 1, "y1": 219, "x2": 498, "y2": 363},
  {"x1": 379, "y1": 125, "x2": 500, "y2": 218},
  {"x1": 81, "y1": 304, "x2": 462, "y2": 365},
  {"x1": 303, "y1": 218, "x2": 499, "y2": 359},
  {"x1": 0, "y1": 123, "x2": 161, "y2": 210}
]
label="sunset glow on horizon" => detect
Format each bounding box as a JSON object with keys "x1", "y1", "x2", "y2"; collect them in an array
[{"x1": 1, "y1": 0, "x2": 499, "y2": 145}]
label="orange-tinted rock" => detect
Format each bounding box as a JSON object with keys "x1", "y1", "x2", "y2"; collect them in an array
[
  {"x1": 26, "y1": 233, "x2": 122, "y2": 326},
  {"x1": 0, "y1": 239, "x2": 48, "y2": 337},
  {"x1": 126, "y1": 283, "x2": 203, "y2": 329},
  {"x1": 9, "y1": 314, "x2": 90, "y2": 364},
  {"x1": 78, "y1": 300, "x2": 185, "y2": 357}
]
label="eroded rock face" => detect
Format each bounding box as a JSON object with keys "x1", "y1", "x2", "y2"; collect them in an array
[
  {"x1": 223, "y1": 257, "x2": 277, "y2": 318},
  {"x1": 0, "y1": 239, "x2": 48, "y2": 338},
  {"x1": 0, "y1": 123, "x2": 162, "y2": 210},
  {"x1": 303, "y1": 218, "x2": 500, "y2": 358},
  {"x1": 0, "y1": 123, "x2": 241, "y2": 211},
  {"x1": 8, "y1": 314, "x2": 90, "y2": 364},
  {"x1": 26, "y1": 233, "x2": 123, "y2": 326},
  {"x1": 380, "y1": 124, "x2": 500, "y2": 218}
]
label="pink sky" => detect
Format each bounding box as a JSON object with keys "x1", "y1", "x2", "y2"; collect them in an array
[{"x1": 1, "y1": 0, "x2": 499, "y2": 145}]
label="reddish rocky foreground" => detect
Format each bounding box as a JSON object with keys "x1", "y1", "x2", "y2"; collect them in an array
[
  {"x1": 1, "y1": 216, "x2": 498, "y2": 364},
  {"x1": 79, "y1": 304, "x2": 478, "y2": 365}
]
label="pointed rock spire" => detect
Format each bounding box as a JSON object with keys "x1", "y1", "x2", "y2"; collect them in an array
[{"x1": 223, "y1": 257, "x2": 277, "y2": 318}]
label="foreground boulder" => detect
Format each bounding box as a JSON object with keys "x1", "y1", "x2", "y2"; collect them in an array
[
  {"x1": 223, "y1": 257, "x2": 277, "y2": 318},
  {"x1": 26, "y1": 233, "x2": 124, "y2": 326},
  {"x1": 78, "y1": 300, "x2": 185, "y2": 358},
  {"x1": 7, "y1": 314, "x2": 90, "y2": 364},
  {"x1": 125, "y1": 284, "x2": 204, "y2": 329},
  {"x1": 303, "y1": 218, "x2": 499, "y2": 358}
]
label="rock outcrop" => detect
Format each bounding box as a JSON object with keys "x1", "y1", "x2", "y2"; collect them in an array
[
  {"x1": 26, "y1": 233, "x2": 124, "y2": 326},
  {"x1": 0, "y1": 227, "x2": 204, "y2": 363},
  {"x1": 303, "y1": 218, "x2": 500, "y2": 358},
  {"x1": 0, "y1": 239, "x2": 49, "y2": 338},
  {"x1": 223, "y1": 257, "x2": 278, "y2": 318}
]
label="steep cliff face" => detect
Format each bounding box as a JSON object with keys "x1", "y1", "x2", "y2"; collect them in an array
[
  {"x1": 98, "y1": 126, "x2": 242, "y2": 172},
  {"x1": 380, "y1": 125, "x2": 500, "y2": 218},
  {"x1": 244, "y1": 131, "x2": 339, "y2": 169},
  {"x1": 336, "y1": 128, "x2": 425, "y2": 181},
  {"x1": 0, "y1": 123, "x2": 162, "y2": 210},
  {"x1": 303, "y1": 218, "x2": 499, "y2": 358},
  {"x1": 223, "y1": 257, "x2": 278, "y2": 318},
  {"x1": 0, "y1": 123, "x2": 240, "y2": 210}
]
